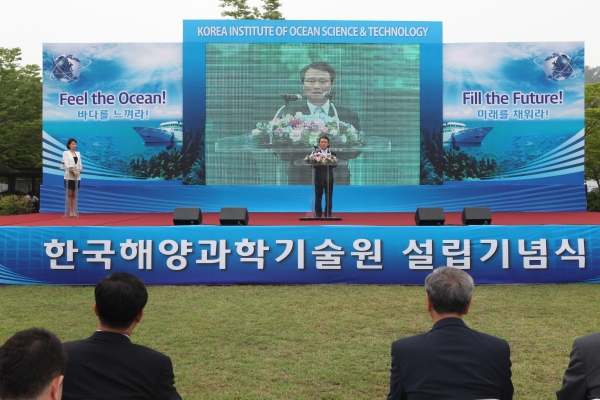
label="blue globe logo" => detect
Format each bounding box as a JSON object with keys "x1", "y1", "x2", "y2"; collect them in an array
[
  {"x1": 50, "y1": 53, "x2": 92, "y2": 83},
  {"x1": 534, "y1": 52, "x2": 576, "y2": 81}
]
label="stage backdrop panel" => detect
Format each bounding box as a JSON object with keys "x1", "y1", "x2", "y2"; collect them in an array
[
  {"x1": 0, "y1": 225, "x2": 596, "y2": 285},
  {"x1": 441, "y1": 42, "x2": 584, "y2": 185},
  {"x1": 39, "y1": 22, "x2": 587, "y2": 213},
  {"x1": 42, "y1": 43, "x2": 184, "y2": 187}
]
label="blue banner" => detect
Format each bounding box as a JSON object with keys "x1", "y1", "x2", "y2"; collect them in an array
[
  {"x1": 39, "y1": 183, "x2": 587, "y2": 213},
  {"x1": 183, "y1": 20, "x2": 442, "y2": 44},
  {"x1": 0, "y1": 225, "x2": 595, "y2": 285},
  {"x1": 42, "y1": 43, "x2": 184, "y2": 188},
  {"x1": 442, "y1": 42, "x2": 585, "y2": 184}
]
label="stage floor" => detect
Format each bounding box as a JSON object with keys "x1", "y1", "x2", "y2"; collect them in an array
[{"x1": 1, "y1": 211, "x2": 600, "y2": 227}]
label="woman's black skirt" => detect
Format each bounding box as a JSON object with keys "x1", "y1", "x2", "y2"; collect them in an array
[{"x1": 64, "y1": 180, "x2": 81, "y2": 190}]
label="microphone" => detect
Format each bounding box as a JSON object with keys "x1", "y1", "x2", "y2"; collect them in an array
[
  {"x1": 280, "y1": 93, "x2": 302, "y2": 102},
  {"x1": 323, "y1": 90, "x2": 336, "y2": 100}
]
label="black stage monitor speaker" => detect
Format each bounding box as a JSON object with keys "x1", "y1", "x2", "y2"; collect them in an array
[
  {"x1": 415, "y1": 208, "x2": 445, "y2": 226},
  {"x1": 462, "y1": 207, "x2": 492, "y2": 225},
  {"x1": 173, "y1": 207, "x2": 202, "y2": 225},
  {"x1": 220, "y1": 207, "x2": 249, "y2": 226}
]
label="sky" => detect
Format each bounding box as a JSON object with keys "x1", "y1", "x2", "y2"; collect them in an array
[{"x1": 2, "y1": 0, "x2": 599, "y2": 69}]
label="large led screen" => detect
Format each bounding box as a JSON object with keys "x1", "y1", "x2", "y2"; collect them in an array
[{"x1": 203, "y1": 43, "x2": 421, "y2": 186}]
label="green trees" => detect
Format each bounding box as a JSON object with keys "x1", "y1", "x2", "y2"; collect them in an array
[
  {"x1": 0, "y1": 47, "x2": 42, "y2": 173},
  {"x1": 585, "y1": 66, "x2": 600, "y2": 84},
  {"x1": 219, "y1": 0, "x2": 284, "y2": 20},
  {"x1": 584, "y1": 82, "x2": 600, "y2": 187}
]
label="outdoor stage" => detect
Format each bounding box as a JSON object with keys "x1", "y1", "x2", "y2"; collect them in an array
[{"x1": 2, "y1": 211, "x2": 600, "y2": 227}]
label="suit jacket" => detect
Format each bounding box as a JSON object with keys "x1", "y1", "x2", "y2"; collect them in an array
[
  {"x1": 62, "y1": 331, "x2": 181, "y2": 400},
  {"x1": 61, "y1": 150, "x2": 83, "y2": 181},
  {"x1": 313, "y1": 150, "x2": 336, "y2": 184},
  {"x1": 556, "y1": 333, "x2": 600, "y2": 399},
  {"x1": 387, "y1": 317, "x2": 513, "y2": 400}
]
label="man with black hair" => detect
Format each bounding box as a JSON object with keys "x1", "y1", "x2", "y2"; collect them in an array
[
  {"x1": 387, "y1": 267, "x2": 513, "y2": 400},
  {"x1": 0, "y1": 327, "x2": 66, "y2": 400},
  {"x1": 62, "y1": 272, "x2": 181, "y2": 399},
  {"x1": 294, "y1": 61, "x2": 361, "y2": 133}
]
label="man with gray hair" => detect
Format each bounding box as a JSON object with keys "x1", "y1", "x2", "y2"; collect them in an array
[{"x1": 387, "y1": 267, "x2": 513, "y2": 400}]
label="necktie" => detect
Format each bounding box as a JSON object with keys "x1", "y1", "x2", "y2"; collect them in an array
[{"x1": 315, "y1": 107, "x2": 325, "y2": 116}]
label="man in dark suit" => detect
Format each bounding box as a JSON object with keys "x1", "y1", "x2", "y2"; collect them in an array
[
  {"x1": 62, "y1": 272, "x2": 182, "y2": 399},
  {"x1": 313, "y1": 136, "x2": 336, "y2": 218},
  {"x1": 283, "y1": 61, "x2": 360, "y2": 185},
  {"x1": 556, "y1": 333, "x2": 600, "y2": 399},
  {"x1": 0, "y1": 328, "x2": 67, "y2": 400},
  {"x1": 387, "y1": 267, "x2": 513, "y2": 400}
]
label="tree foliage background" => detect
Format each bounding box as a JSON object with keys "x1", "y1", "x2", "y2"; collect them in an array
[
  {"x1": 584, "y1": 82, "x2": 600, "y2": 183},
  {"x1": 585, "y1": 66, "x2": 600, "y2": 84},
  {"x1": 219, "y1": 0, "x2": 284, "y2": 20},
  {"x1": 0, "y1": 47, "x2": 42, "y2": 173}
]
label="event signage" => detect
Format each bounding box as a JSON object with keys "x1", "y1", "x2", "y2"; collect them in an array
[
  {"x1": 42, "y1": 42, "x2": 183, "y2": 192},
  {"x1": 184, "y1": 20, "x2": 442, "y2": 43},
  {"x1": 442, "y1": 42, "x2": 584, "y2": 185},
  {"x1": 39, "y1": 21, "x2": 586, "y2": 213},
  {"x1": 0, "y1": 225, "x2": 596, "y2": 285}
]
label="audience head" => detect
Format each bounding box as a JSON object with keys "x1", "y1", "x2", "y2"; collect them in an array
[
  {"x1": 95, "y1": 272, "x2": 148, "y2": 330},
  {"x1": 0, "y1": 328, "x2": 66, "y2": 400},
  {"x1": 424, "y1": 266, "x2": 474, "y2": 315}
]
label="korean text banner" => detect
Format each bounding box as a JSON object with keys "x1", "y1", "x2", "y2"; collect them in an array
[{"x1": 0, "y1": 225, "x2": 595, "y2": 285}]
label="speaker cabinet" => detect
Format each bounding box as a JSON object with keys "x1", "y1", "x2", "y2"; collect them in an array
[
  {"x1": 219, "y1": 207, "x2": 249, "y2": 226},
  {"x1": 173, "y1": 208, "x2": 202, "y2": 225},
  {"x1": 414, "y1": 208, "x2": 445, "y2": 226},
  {"x1": 462, "y1": 207, "x2": 492, "y2": 225}
]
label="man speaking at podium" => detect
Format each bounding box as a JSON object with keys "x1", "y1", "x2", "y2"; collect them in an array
[
  {"x1": 313, "y1": 136, "x2": 336, "y2": 218},
  {"x1": 284, "y1": 61, "x2": 361, "y2": 185}
]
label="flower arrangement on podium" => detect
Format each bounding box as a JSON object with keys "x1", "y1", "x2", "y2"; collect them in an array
[
  {"x1": 250, "y1": 112, "x2": 363, "y2": 147},
  {"x1": 304, "y1": 152, "x2": 338, "y2": 165}
]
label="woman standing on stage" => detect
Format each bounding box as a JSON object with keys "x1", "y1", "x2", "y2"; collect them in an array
[{"x1": 62, "y1": 138, "x2": 83, "y2": 217}]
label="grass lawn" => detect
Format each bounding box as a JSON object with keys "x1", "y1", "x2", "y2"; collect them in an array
[{"x1": 1, "y1": 284, "x2": 598, "y2": 399}]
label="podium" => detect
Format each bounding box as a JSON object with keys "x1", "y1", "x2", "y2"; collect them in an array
[
  {"x1": 61, "y1": 167, "x2": 81, "y2": 218},
  {"x1": 294, "y1": 160, "x2": 347, "y2": 221}
]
